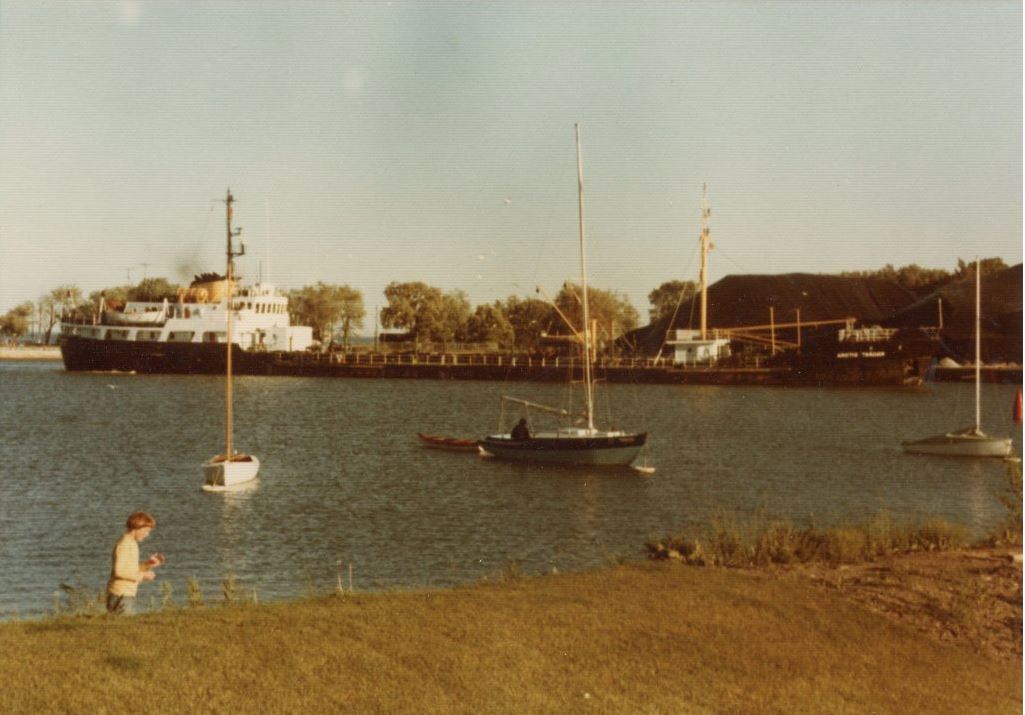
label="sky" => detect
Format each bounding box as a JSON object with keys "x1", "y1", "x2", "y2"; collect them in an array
[{"x1": 1, "y1": 1, "x2": 1021, "y2": 323}]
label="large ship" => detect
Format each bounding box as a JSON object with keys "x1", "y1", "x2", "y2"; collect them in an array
[
  {"x1": 60, "y1": 273, "x2": 313, "y2": 374},
  {"x1": 60, "y1": 193, "x2": 314, "y2": 376}
]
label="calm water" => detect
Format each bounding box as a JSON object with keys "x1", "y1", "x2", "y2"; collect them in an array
[{"x1": 1, "y1": 361, "x2": 1020, "y2": 616}]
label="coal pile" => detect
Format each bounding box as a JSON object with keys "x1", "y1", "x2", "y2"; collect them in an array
[
  {"x1": 884, "y1": 264, "x2": 1022, "y2": 362},
  {"x1": 623, "y1": 273, "x2": 918, "y2": 355}
]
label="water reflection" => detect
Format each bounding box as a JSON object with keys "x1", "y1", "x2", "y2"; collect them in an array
[{"x1": 206, "y1": 479, "x2": 259, "y2": 581}]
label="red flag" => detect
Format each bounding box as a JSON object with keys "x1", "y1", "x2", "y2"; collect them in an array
[{"x1": 1014, "y1": 387, "x2": 1023, "y2": 424}]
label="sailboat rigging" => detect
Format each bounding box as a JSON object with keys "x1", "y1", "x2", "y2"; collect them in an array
[
  {"x1": 203, "y1": 189, "x2": 261, "y2": 489},
  {"x1": 902, "y1": 259, "x2": 1012, "y2": 458},
  {"x1": 478, "y1": 124, "x2": 648, "y2": 467}
]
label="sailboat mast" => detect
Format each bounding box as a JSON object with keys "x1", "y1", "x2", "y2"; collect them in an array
[
  {"x1": 699, "y1": 184, "x2": 711, "y2": 340},
  {"x1": 975, "y1": 258, "x2": 981, "y2": 431},
  {"x1": 575, "y1": 123, "x2": 594, "y2": 431},
  {"x1": 225, "y1": 189, "x2": 235, "y2": 459}
]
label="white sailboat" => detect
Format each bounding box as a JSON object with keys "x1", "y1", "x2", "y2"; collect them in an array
[
  {"x1": 479, "y1": 124, "x2": 648, "y2": 467},
  {"x1": 902, "y1": 259, "x2": 1012, "y2": 458},
  {"x1": 203, "y1": 190, "x2": 260, "y2": 489}
]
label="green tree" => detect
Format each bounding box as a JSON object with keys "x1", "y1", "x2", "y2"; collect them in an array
[
  {"x1": 0, "y1": 302, "x2": 34, "y2": 343},
  {"x1": 461, "y1": 302, "x2": 515, "y2": 348},
  {"x1": 79, "y1": 285, "x2": 131, "y2": 322},
  {"x1": 332, "y1": 285, "x2": 366, "y2": 346},
  {"x1": 128, "y1": 277, "x2": 181, "y2": 302},
  {"x1": 954, "y1": 257, "x2": 1009, "y2": 280},
  {"x1": 380, "y1": 281, "x2": 440, "y2": 339},
  {"x1": 288, "y1": 282, "x2": 365, "y2": 346},
  {"x1": 893, "y1": 264, "x2": 951, "y2": 294},
  {"x1": 39, "y1": 285, "x2": 83, "y2": 344},
  {"x1": 554, "y1": 283, "x2": 639, "y2": 352},
  {"x1": 502, "y1": 296, "x2": 560, "y2": 352},
  {"x1": 380, "y1": 282, "x2": 470, "y2": 344},
  {"x1": 842, "y1": 257, "x2": 1008, "y2": 296},
  {"x1": 434, "y1": 290, "x2": 471, "y2": 343},
  {"x1": 647, "y1": 280, "x2": 697, "y2": 322},
  {"x1": 841, "y1": 263, "x2": 957, "y2": 296}
]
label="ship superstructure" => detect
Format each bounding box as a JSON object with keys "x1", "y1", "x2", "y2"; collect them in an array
[
  {"x1": 59, "y1": 270, "x2": 313, "y2": 373},
  {"x1": 62, "y1": 274, "x2": 312, "y2": 352}
]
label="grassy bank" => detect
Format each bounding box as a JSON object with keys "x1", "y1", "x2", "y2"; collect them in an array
[{"x1": 1, "y1": 561, "x2": 1019, "y2": 714}]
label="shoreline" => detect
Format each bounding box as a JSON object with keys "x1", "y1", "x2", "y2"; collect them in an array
[
  {"x1": 2, "y1": 548, "x2": 1019, "y2": 712},
  {"x1": 6, "y1": 345, "x2": 1020, "y2": 384},
  {"x1": 0, "y1": 346, "x2": 60, "y2": 360}
]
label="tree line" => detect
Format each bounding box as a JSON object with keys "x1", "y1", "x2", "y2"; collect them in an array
[
  {"x1": 1, "y1": 256, "x2": 1011, "y2": 346},
  {"x1": 840, "y1": 257, "x2": 1009, "y2": 297},
  {"x1": 0, "y1": 275, "x2": 640, "y2": 352}
]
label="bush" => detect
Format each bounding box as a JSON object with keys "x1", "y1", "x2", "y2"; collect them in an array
[
  {"x1": 647, "y1": 512, "x2": 970, "y2": 568},
  {"x1": 752, "y1": 520, "x2": 798, "y2": 566},
  {"x1": 992, "y1": 461, "x2": 1023, "y2": 546},
  {"x1": 707, "y1": 512, "x2": 750, "y2": 567}
]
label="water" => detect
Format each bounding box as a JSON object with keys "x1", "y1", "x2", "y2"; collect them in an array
[{"x1": 1, "y1": 361, "x2": 1020, "y2": 616}]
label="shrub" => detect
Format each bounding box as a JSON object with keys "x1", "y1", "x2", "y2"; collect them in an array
[
  {"x1": 186, "y1": 577, "x2": 204, "y2": 608},
  {"x1": 645, "y1": 534, "x2": 707, "y2": 565},
  {"x1": 159, "y1": 581, "x2": 175, "y2": 610},
  {"x1": 752, "y1": 520, "x2": 797, "y2": 566},
  {"x1": 708, "y1": 512, "x2": 750, "y2": 567},
  {"x1": 647, "y1": 512, "x2": 971, "y2": 568},
  {"x1": 222, "y1": 573, "x2": 239, "y2": 605},
  {"x1": 992, "y1": 461, "x2": 1023, "y2": 545}
]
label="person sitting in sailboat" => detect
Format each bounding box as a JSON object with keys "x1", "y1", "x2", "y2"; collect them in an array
[{"x1": 511, "y1": 418, "x2": 530, "y2": 441}]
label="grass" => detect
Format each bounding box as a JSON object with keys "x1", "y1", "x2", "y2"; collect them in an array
[
  {"x1": 646, "y1": 461, "x2": 1023, "y2": 568},
  {"x1": 0, "y1": 562, "x2": 1019, "y2": 714},
  {"x1": 646, "y1": 511, "x2": 973, "y2": 567}
]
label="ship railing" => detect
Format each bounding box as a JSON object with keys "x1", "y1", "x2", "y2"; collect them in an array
[
  {"x1": 316, "y1": 352, "x2": 738, "y2": 370},
  {"x1": 269, "y1": 349, "x2": 786, "y2": 372}
]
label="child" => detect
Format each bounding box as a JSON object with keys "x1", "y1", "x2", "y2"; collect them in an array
[{"x1": 106, "y1": 511, "x2": 164, "y2": 615}]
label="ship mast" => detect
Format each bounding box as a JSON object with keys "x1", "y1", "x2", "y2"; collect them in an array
[
  {"x1": 699, "y1": 183, "x2": 712, "y2": 340},
  {"x1": 974, "y1": 258, "x2": 981, "y2": 432},
  {"x1": 575, "y1": 123, "x2": 594, "y2": 432}
]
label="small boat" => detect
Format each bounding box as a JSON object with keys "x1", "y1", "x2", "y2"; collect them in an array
[
  {"x1": 203, "y1": 453, "x2": 260, "y2": 488},
  {"x1": 479, "y1": 125, "x2": 647, "y2": 468},
  {"x1": 203, "y1": 189, "x2": 261, "y2": 490},
  {"x1": 903, "y1": 259, "x2": 1012, "y2": 458},
  {"x1": 102, "y1": 304, "x2": 168, "y2": 326},
  {"x1": 417, "y1": 433, "x2": 479, "y2": 452}
]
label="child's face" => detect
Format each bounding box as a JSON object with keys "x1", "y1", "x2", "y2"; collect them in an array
[{"x1": 133, "y1": 527, "x2": 153, "y2": 542}]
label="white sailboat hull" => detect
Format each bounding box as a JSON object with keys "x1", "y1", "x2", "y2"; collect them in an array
[
  {"x1": 203, "y1": 455, "x2": 260, "y2": 488},
  {"x1": 902, "y1": 431, "x2": 1013, "y2": 458}
]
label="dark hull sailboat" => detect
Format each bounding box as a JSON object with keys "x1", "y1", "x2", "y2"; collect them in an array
[
  {"x1": 480, "y1": 125, "x2": 648, "y2": 469},
  {"x1": 479, "y1": 430, "x2": 647, "y2": 465}
]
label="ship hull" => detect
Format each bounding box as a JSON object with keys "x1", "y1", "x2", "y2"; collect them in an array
[
  {"x1": 58, "y1": 335, "x2": 941, "y2": 387},
  {"x1": 61, "y1": 335, "x2": 240, "y2": 375},
  {"x1": 902, "y1": 433, "x2": 1013, "y2": 458},
  {"x1": 479, "y1": 433, "x2": 647, "y2": 466}
]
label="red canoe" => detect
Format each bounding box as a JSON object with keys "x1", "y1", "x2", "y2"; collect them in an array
[{"x1": 417, "y1": 433, "x2": 480, "y2": 452}]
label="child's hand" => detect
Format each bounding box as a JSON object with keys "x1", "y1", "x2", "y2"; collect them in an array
[{"x1": 142, "y1": 571, "x2": 156, "y2": 582}]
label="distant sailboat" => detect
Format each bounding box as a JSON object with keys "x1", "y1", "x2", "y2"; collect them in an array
[
  {"x1": 203, "y1": 190, "x2": 260, "y2": 489},
  {"x1": 902, "y1": 259, "x2": 1012, "y2": 458},
  {"x1": 478, "y1": 124, "x2": 648, "y2": 467}
]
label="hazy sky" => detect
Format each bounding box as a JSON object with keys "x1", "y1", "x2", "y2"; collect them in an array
[{"x1": 1, "y1": 1, "x2": 1021, "y2": 319}]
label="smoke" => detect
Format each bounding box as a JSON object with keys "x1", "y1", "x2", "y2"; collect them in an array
[{"x1": 173, "y1": 246, "x2": 211, "y2": 285}]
